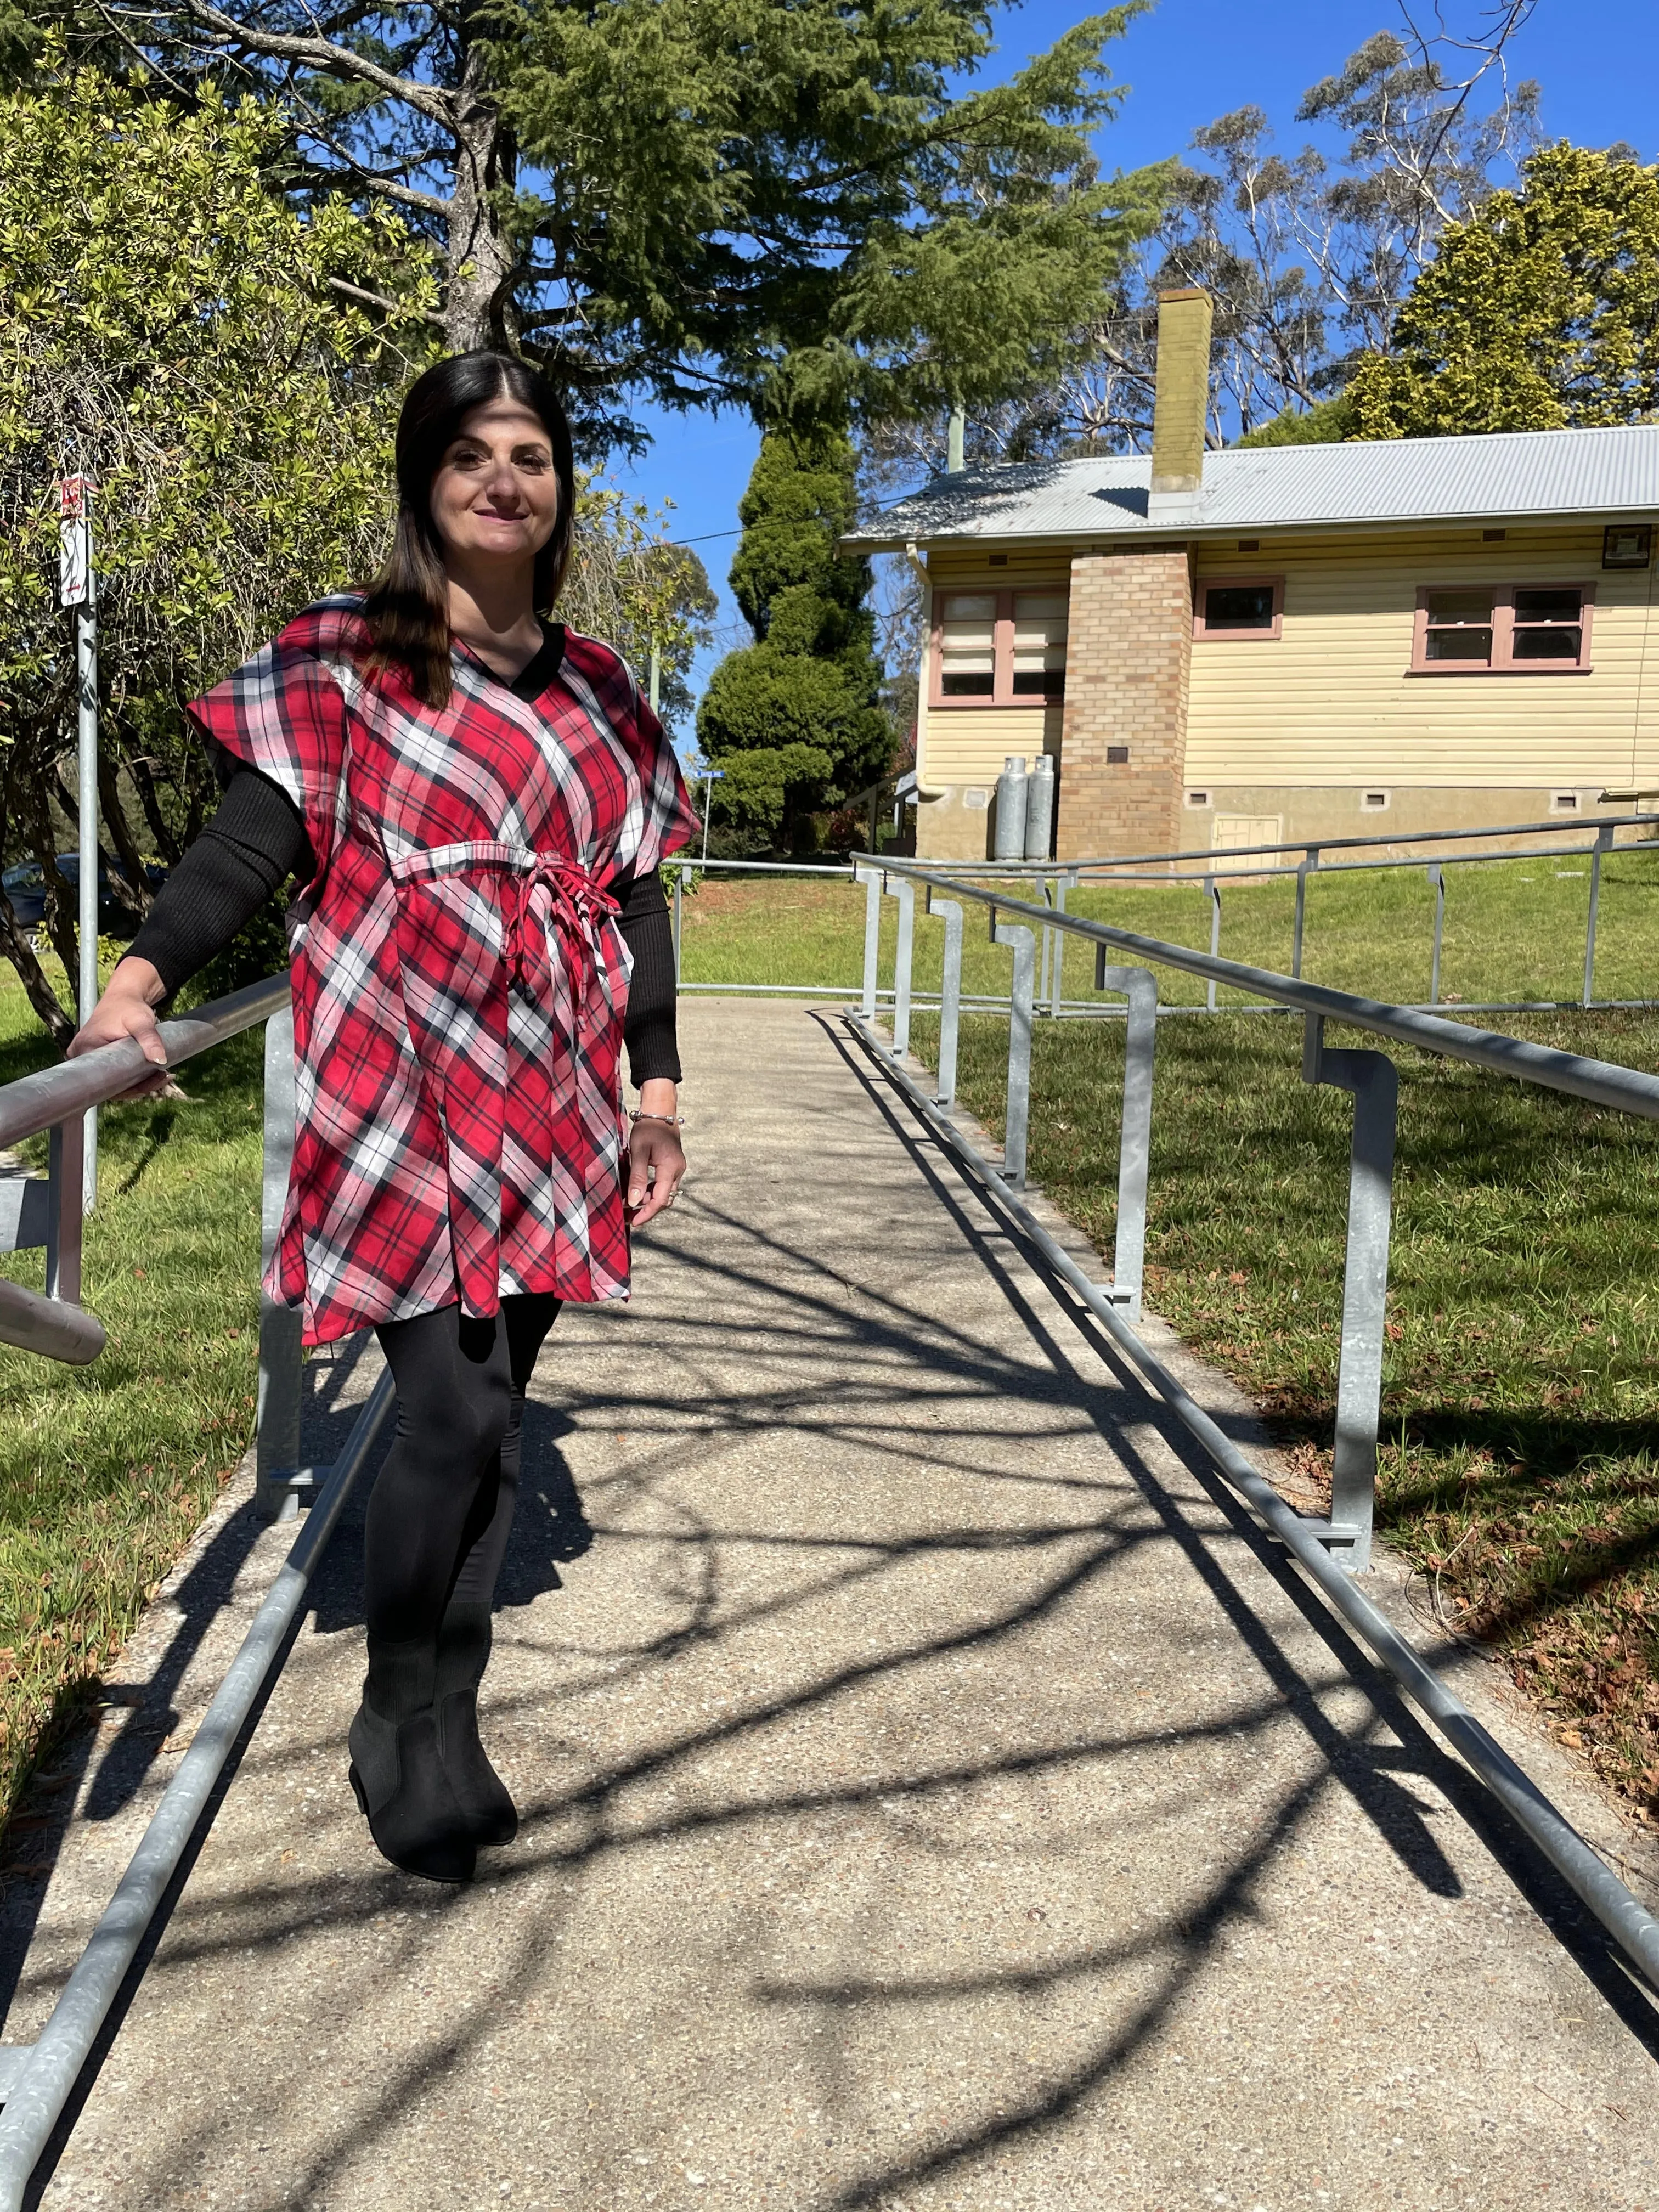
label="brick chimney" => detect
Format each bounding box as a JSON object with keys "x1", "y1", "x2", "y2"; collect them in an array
[{"x1": 1147, "y1": 287, "x2": 1213, "y2": 523}]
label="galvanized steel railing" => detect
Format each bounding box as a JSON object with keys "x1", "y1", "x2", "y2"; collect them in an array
[
  {"x1": 0, "y1": 978, "x2": 394, "y2": 2208},
  {"x1": 665, "y1": 809, "x2": 1659, "y2": 1018},
  {"x1": 848, "y1": 852, "x2": 1659, "y2": 1995}
]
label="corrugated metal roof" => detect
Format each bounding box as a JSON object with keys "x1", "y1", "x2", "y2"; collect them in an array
[{"x1": 844, "y1": 423, "x2": 1659, "y2": 548}]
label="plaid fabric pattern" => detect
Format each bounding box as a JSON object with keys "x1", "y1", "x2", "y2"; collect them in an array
[{"x1": 187, "y1": 597, "x2": 698, "y2": 1345}]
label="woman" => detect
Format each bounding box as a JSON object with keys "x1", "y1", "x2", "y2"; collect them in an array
[{"x1": 71, "y1": 352, "x2": 698, "y2": 1884}]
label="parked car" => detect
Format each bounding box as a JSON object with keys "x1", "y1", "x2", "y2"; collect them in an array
[{"x1": 1, "y1": 853, "x2": 166, "y2": 933}]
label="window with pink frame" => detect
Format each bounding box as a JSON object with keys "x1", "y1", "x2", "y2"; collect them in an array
[
  {"x1": 932, "y1": 588, "x2": 1068, "y2": 704},
  {"x1": 1410, "y1": 583, "x2": 1594, "y2": 673},
  {"x1": 1193, "y1": 575, "x2": 1284, "y2": 640}
]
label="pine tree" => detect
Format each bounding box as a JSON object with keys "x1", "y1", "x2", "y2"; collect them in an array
[
  {"x1": 697, "y1": 421, "x2": 891, "y2": 850},
  {"x1": 97, "y1": 0, "x2": 1165, "y2": 442}
]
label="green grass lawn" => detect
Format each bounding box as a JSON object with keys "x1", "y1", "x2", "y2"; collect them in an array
[
  {"x1": 0, "y1": 960, "x2": 263, "y2": 1819},
  {"x1": 905, "y1": 1004, "x2": 1659, "y2": 1822}
]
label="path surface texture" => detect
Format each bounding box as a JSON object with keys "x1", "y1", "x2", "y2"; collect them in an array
[{"x1": 5, "y1": 998, "x2": 1659, "y2": 2212}]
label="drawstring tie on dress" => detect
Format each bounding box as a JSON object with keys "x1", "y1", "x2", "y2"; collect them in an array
[{"x1": 505, "y1": 854, "x2": 620, "y2": 1022}]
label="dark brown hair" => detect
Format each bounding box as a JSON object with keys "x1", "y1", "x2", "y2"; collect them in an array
[{"x1": 363, "y1": 351, "x2": 577, "y2": 708}]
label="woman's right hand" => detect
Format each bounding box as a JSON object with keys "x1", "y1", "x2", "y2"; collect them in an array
[{"x1": 67, "y1": 959, "x2": 172, "y2": 1099}]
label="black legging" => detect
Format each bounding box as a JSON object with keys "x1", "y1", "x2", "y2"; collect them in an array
[{"x1": 364, "y1": 1293, "x2": 561, "y2": 1647}]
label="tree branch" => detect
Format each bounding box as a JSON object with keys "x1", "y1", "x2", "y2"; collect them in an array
[
  {"x1": 178, "y1": 0, "x2": 455, "y2": 129},
  {"x1": 328, "y1": 274, "x2": 444, "y2": 323}
]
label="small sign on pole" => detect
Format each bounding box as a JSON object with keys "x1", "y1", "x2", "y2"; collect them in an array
[
  {"x1": 58, "y1": 476, "x2": 99, "y2": 1211},
  {"x1": 700, "y1": 766, "x2": 724, "y2": 864},
  {"x1": 59, "y1": 477, "x2": 91, "y2": 610}
]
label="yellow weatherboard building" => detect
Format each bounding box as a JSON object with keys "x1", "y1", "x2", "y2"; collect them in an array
[{"x1": 845, "y1": 290, "x2": 1659, "y2": 865}]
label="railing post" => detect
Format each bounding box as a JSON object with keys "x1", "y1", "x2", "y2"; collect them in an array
[
  {"x1": 1049, "y1": 877, "x2": 1068, "y2": 1016},
  {"x1": 856, "y1": 864, "x2": 882, "y2": 1020},
  {"x1": 1292, "y1": 848, "x2": 1318, "y2": 979},
  {"x1": 1096, "y1": 953, "x2": 1158, "y2": 1319},
  {"x1": 1302, "y1": 1017, "x2": 1398, "y2": 1573},
  {"x1": 927, "y1": 891, "x2": 964, "y2": 1108},
  {"x1": 1205, "y1": 874, "x2": 1221, "y2": 1012},
  {"x1": 884, "y1": 874, "x2": 916, "y2": 1057},
  {"x1": 44, "y1": 1117, "x2": 83, "y2": 1307},
  {"x1": 672, "y1": 864, "x2": 684, "y2": 988},
  {"x1": 255, "y1": 1007, "x2": 307, "y2": 1522},
  {"x1": 991, "y1": 913, "x2": 1035, "y2": 1189},
  {"x1": 1584, "y1": 822, "x2": 1614, "y2": 1008},
  {"x1": 1425, "y1": 864, "x2": 1445, "y2": 1006}
]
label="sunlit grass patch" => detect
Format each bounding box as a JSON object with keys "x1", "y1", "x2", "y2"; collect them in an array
[
  {"x1": 908, "y1": 1002, "x2": 1659, "y2": 1819},
  {"x1": 0, "y1": 967, "x2": 263, "y2": 1821}
]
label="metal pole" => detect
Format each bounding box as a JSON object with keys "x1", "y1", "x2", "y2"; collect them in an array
[
  {"x1": 255, "y1": 1008, "x2": 306, "y2": 1521},
  {"x1": 1205, "y1": 875, "x2": 1221, "y2": 1012},
  {"x1": 1583, "y1": 823, "x2": 1613, "y2": 1008},
  {"x1": 1426, "y1": 865, "x2": 1445, "y2": 1007},
  {"x1": 1049, "y1": 878, "x2": 1069, "y2": 1017},
  {"x1": 71, "y1": 496, "x2": 99, "y2": 1212},
  {"x1": 856, "y1": 866, "x2": 882, "y2": 1020},
  {"x1": 928, "y1": 894, "x2": 964, "y2": 1108},
  {"x1": 1303, "y1": 1017, "x2": 1398, "y2": 1573},
  {"x1": 43, "y1": 1118, "x2": 81, "y2": 1307},
  {"x1": 885, "y1": 876, "x2": 916, "y2": 1058},
  {"x1": 991, "y1": 916, "x2": 1035, "y2": 1188},
  {"x1": 1096, "y1": 957, "x2": 1158, "y2": 1319},
  {"x1": 672, "y1": 866, "x2": 684, "y2": 985},
  {"x1": 0, "y1": 1369, "x2": 397, "y2": 2207},
  {"x1": 1292, "y1": 849, "x2": 1317, "y2": 980}
]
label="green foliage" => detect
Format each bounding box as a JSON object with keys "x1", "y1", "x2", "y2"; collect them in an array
[
  {"x1": 0, "y1": 53, "x2": 437, "y2": 1029},
  {"x1": 1347, "y1": 145, "x2": 1659, "y2": 438},
  {"x1": 0, "y1": 55, "x2": 702, "y2": 1028},
  {"x1": 1233, "y1": 394, "x2": 1357, "y2": 447},
  {"x1": 125, "y1": 0, "x2": 1166, "y2": 429},
  {"x1": 707, "y1": 744, "x2": 838, "y2": 845},
  {"x1": 698, "y1": 420, "x2": 891, "y2": 847}
]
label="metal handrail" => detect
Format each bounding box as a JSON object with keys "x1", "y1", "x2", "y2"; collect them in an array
[
  {"x1": 843, "y1": 1016, "x2": 1659, "y2": 1996},
  {"x1": 0, "y1": 974, "x2": 291, "y2": 1368},
  {"x1": 864, "y1": 855, "x2": 1659, "y2": 1121},
  {"x1": 0, "y1": 974, "x2": 289, "y2": 1150},
  {"x1": 930, "y1": 808, "x2": 1659, "y2": 879},
  {"x1": 850, "y1": 852, "x2": 1659, "y2": 1993},
  {"x1": 0, "y1": 966, "x2": 373, "y2": 2203},
  {"x1": 0, "y1": 1372, "x2": 395, "y2": 2209},
  {"x1": 1058, "y1": 837, "x2": 1659, "y2": 888}
]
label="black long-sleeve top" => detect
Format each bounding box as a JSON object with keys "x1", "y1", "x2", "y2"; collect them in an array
[{"x1": 127, "y1": 637, "x2": 681, "y2": 1086}]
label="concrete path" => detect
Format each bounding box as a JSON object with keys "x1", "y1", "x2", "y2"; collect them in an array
[{"x1": 4, "y1": 998, "x2": 1659, "y2": 2211}]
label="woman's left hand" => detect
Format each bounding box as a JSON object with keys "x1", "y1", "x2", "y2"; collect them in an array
[{"x1": 626, "y1": 1115, "x2": 686, "y2": 1228}]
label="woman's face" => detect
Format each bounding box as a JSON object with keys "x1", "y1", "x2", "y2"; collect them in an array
[{"x1": 429, "y1": 396, "x2": 560, "y2": 574}]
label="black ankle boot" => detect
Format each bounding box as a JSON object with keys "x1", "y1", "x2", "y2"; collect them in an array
[
  {"x1": 348, "y1": 1638, "x2": 476, "y2": 1883},
  {"x1": 433, "y1": 1603, "x2": 518, "y2": 1847}
]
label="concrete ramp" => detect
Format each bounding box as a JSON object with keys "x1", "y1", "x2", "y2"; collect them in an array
[{"x1": 4, "y1": 1000, "x2": 1657, "y2": 2211}]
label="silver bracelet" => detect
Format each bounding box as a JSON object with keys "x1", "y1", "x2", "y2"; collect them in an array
[{"x1": 628, "y1": 1110, "x2": 686, "y2": 1127}]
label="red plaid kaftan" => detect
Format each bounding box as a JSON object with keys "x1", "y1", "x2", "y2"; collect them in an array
[{"x1": 187, "y1": 595, "x2": 698, "y2": 1346}]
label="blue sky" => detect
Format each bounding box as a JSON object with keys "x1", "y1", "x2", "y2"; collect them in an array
[{"x1": 613, "y1": 0, "x2": 1659, "y2": 731}]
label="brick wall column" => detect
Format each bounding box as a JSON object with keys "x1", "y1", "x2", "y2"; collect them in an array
[{"x1": 1057, "y1": 548, "x2": 1193, "y2": 863}]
